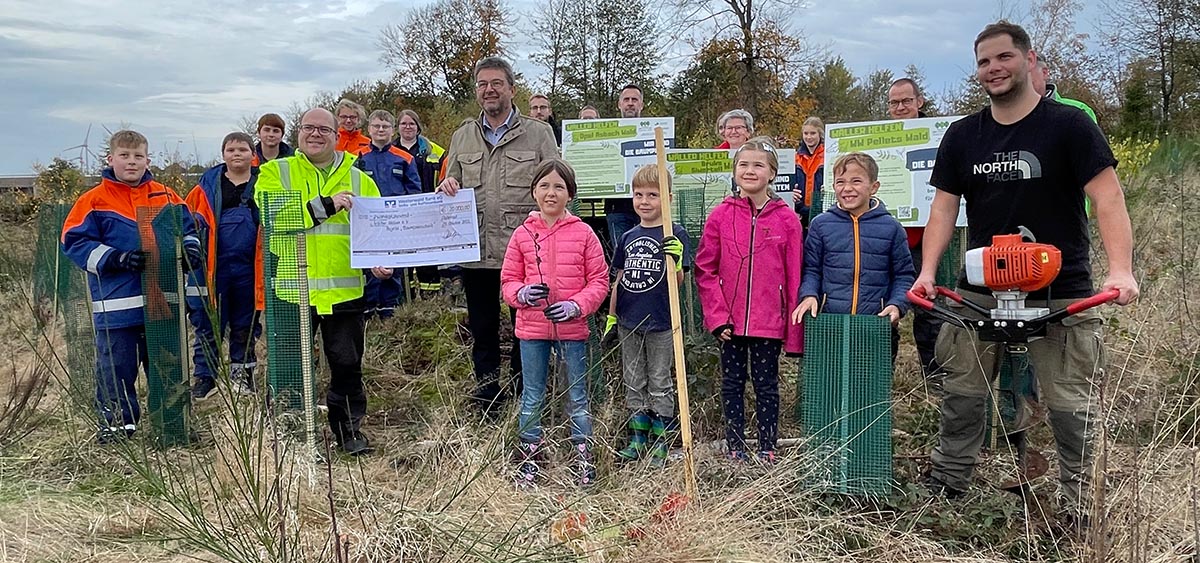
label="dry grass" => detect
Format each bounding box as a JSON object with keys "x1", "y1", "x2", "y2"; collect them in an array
[{"x1": 0, "y1": 142, "x2": 1198, "y2": 562}]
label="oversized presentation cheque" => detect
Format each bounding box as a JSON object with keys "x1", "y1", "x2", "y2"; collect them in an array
[{"x1": 349, "y1": 190, "x2": 481, "y2": 268}]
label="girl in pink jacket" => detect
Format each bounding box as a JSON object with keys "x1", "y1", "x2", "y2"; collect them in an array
[
  {"x1": 501, "y1": 159, "x2": 609, "y2": 488},
  {"x1": 694, "y1": 137, "x2": 804, "y2": 464}
]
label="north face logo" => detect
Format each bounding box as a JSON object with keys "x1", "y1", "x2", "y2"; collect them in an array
[{"x1": 972, "y1": 150, "x2": 1043, "y2": 182}]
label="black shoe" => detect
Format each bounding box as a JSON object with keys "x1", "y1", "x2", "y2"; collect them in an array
[
  {"x1": 337, "y1": 432, "x2": 373, "y2": 456},
  {"x1": 191, "y1": 377, "x2": 218, "y2": 401},
  {"x1": 922, "y1": 474, "x2": 965, "y2": 499}
]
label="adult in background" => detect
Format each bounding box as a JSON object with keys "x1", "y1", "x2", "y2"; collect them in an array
[
  {"x1": 886, "y1": 78, "x2": 928, "y2": 120},
  {"x1": 1030, "y1": 61, "x2": 1098, "y2": 122},
  {"x1": 603, "y1": 84, "x2": 647, "y2": 250},
  {"x1": 715, "y1": 109, "x2": 754, "y2": 150},
  {"x1": 252, "y1": 113, "x2": 294, "y2": 166},
  {"x1": 355, "y1": 109, "x2": 422, "y2": 318},
  {"x1": 255, "y1": 107, "x2": 389, "y2": 455},
  {"x1": 437, "y1": 57, "x2": 559, "y2": 415},
  {"x1": 578, "y1": 106, "x2": 600, "y2": 119},
  {"x1": 528, "y1": 94, "x2": 562, "y2": 146},
  {"x1": 793, "y1": 116, "x2": 825, "y2": 226},
  {"x1": 335, "y1": 99, "x2": 371, "y2": 154},
  {"x1": 394, "y1": 109, "x2": 448, "y2": 296},
  {"x1": 914, "y1": 21, "x2": 1137, "y2": 528},
  {"x1": 887, "y1": 78, "x2": 941, "y2": 385}
]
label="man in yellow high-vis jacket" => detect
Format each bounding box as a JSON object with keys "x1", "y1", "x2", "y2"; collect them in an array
[{"x1": 256, "y1": 107, "x2": 388, "y2": 455}]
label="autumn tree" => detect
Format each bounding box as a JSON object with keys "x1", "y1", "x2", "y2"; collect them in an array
[
  {"x1": 529, "y1": 0, "x2": 661, "y2": 115},
  {"x1": 377, "y1": 0, "x2": 510, "y2": 103}
]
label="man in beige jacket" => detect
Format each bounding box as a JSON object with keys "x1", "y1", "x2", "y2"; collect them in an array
[{"x1": 437, "y1": 57, "x2": 559, "y2": 415}]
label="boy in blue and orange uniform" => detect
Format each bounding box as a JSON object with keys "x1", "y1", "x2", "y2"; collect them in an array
[
  {"x1": 62, "y1": 130, "x2": 203, "y2": 443},
  {"x1": 251, "y1": 113, "x2": 294, "y2": 167},
  {"x1": 186, "y1": 132, "x2": 263, "y2": 399},
  {"x1": 354, "y1": 109, "x2": 421, "y2": 318}
]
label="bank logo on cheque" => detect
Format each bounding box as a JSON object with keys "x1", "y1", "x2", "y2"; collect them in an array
[
  {"x1": 621, "y1": 236, "x2": 665, "y2": 293},
  {"x1": 972, "y1": 150, "x2": 1043, "y2": 182}
]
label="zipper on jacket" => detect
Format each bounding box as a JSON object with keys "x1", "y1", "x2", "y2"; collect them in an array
[
  {"x1": 744, "y1": 205, "x2": 759, "y2": 332},
  {"x1": 850, "y1": 213, "x2": 861, "y2": 314}
]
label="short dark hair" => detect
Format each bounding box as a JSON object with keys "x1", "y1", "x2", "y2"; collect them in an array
[
  {"x1": 889, "y1": 78, "x2": 922, "y2": 99},
  {"x1": 530, "y1": 159, "x2": 578, "y2": 199},
  {"x1": 257, "y1": 113, "x2": 286, "y2": 132},
  {"x1": 619, "y1": 84, "x2": 642, "y2": 95},
  {"x1": 474, "y1": 57, "x2": 516, "y2": 86},
  {"x1": 222, "y1": 132, "x2": 255, "y2": 151},
  {"x1": 975, "y1": 20, "x2": 1032, "y2": 53}
]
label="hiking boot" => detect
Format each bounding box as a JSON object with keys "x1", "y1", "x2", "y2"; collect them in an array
[
  {"x1": 922, "y1": 474, "x2": 965, "y2": 499},
  {"x1": 616, "y1": 412, "x2": 650, "y2": 463},
  {"x1": 648, "y1": 415, "x2": 670, "y2": 468},
  {"x1": 337, "y1": 431, "x2": 373, "y2": 456},
  {"x1": 575, "y1": 441, "x2": 597, "y2": 487},
  {"x1": 230, "y1": 366, "x2": 256, "y2": 396},
  {"x1": 191, "y1": 377, "x2": 217, "y2": 401},
  {"x1": 514, "y1": 440, "x2": 542, "y2": 487}
]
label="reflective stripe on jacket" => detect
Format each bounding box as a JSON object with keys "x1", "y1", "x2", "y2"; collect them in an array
[
  {"x1": 254, "y1": 151, "x2": 381, "y2": 314},
  {"x1": 61, "y1": 169, "x2": 197, "y2": 329}
]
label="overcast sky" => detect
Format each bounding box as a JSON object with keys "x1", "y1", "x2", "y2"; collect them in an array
[{"x1": 0, "y1": 0, "x2": 1105, "y2": 175}]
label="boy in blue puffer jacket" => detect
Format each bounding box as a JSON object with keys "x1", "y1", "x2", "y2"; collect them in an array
[{"x1": 791, "y1": 152, "x2": 914, "y2": 360}]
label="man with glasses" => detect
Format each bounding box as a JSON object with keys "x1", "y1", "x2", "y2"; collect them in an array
[
  {"x1": 604, "y1": 84, "x2": 647, "y2": 251},
  {"x1": 887, "y1": 78, "x2": 927, "y2": 120},
  {"x1": 255, "y1": 107, "x2": 388, "y2": 455},
  {"x1": 887, "y1": 78, "x2": 940, "y2": 387},
  {"x1": 437, "y1": 57, "x2": 558, "y2": 415},
  {"x1": 528, "y1": 94, "x2": 561, "y2": 146},
  {"x1": 336, "y1": 99, "x2": 371, "y2": 154}
]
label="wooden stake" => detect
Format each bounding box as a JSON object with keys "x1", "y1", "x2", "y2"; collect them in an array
[{"x1": 655, "y1": 127, "x2": 698, "y2": 499}]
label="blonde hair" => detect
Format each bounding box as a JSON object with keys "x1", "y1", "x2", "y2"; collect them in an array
[
  {"x1": 732, "y1": 136, "x2": 780, "y2": 176},
  {"x1": 335, "y1": 99, "x2": 366, "y2": 120},
  {"x1": 367, "y1": 109, "x2": 396, "y2": 125},
  {"x1": 832, "y1": 152, "x2": 880, "y2": 183},
  {"x1": 109, "y1": 130, "x2": 148, "y2": 151},
  {"x1": 802, "y1": 116, "x2": 825, "y2": 140},
  {"x1": 631, "y1": 164, "x2": 670, "y2": 193}
]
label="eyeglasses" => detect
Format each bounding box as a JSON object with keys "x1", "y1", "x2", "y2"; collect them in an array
[
  {"x1": 299, "y1": 124, "x2": 336, "y2": 136},
  {"x1": 337, "y1": 114, "x2": 359, "y2": 121},
  {"x1": 887, "y1": 97, "x2": 917, "y2": 108},
  {"x1": 723, "y1": 124, "x2": 748, "y2": 132},
  {"x1": 369, "y1": 123, "x2": 394, "y2": 129},
  {"x1": 476, "y1": 79, "x2": 508, "y2": 91}
]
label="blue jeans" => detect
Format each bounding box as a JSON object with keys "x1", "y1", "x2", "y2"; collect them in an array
[{"x1": 517, "y1": 339, "x2": 592, "y2": 443}]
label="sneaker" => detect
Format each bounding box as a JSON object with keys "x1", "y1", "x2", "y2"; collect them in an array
[
  {"x1": 726, "y1": 449, "x2": 749, "y2": 463},
  {"x1": 337, "y1": 432, "x2": 373, "y2": 456},
  {"x1": 515, "y1": 441, "x2": 542, "y2": 487},
  {"x1": 97, "y1": 423, "x2": 137, "y2": 444},
  {"x1": 756, "y1": 450, "x2": 778, "y2": 465},
  {"x1": 191, "y1": 377, "x2": 217, "y2": 401},
  {"x1": 575, "y1": 442, "x2": 597, "y2": 487},
  {"x1": 230, "y1": 366, "x2": 256, "y2": 396}
]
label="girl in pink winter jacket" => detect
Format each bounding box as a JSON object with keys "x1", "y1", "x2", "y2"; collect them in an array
[
  {"x1": 501, "y1": 159, "x2": 609, "y2": 488},
  {"x1": 694, "y1": 137, "x2": 804, "y2": 464}
]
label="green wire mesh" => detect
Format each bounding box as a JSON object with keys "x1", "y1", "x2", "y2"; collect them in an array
[
  {"x1": 671, "y1": 185, "x2": 708, "y2": 336},
  {"x1": 801, "y1": 313, "x2": 893, "y2": 496},
  {"x1": 139, "y1": 204, "x2": 192, "y2": 447},
  {"x1": 260, "y1": 191, "x2": 316, "y2": 434},
  {"x1": 37, "y1": 203, "x2": 95, "y2": 407},
  {"x1": 936, "y1": 227, "x2": 969, "y2": 287}
]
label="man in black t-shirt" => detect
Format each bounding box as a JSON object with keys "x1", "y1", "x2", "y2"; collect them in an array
[{"x1": 912, "y1": 21, "x2": 1138, "y2": 525}]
